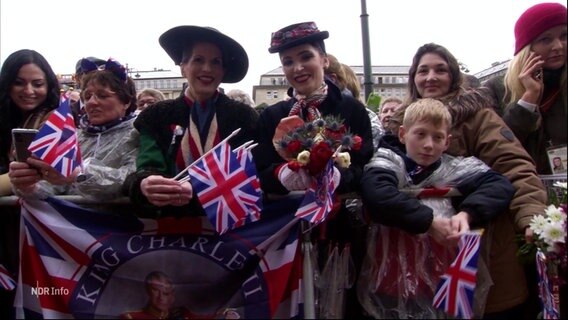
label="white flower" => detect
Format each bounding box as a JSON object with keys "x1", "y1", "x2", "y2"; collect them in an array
[
  {"x1": 334, "y1": 152, "x2": 351, "y2": 168},
  {"x1": 542, "y1": 222, "x2": 566, "y2": 247},
  {"x1": 553, "y1": 181, "x2": 567, "y2": 190},
  {"x1": 297, "y1": 150, "x2": 310, "y2": 165},
  {"x1": 529, "y1": 215, "x2": 548, "y2": 235},
  {"x1": 545, "y1": 205, "x2": 566, "y2": 224}
]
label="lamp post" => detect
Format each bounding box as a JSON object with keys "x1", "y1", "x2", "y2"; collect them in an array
[{"x1": 360, "y1": 0, "x2": 373, "y2": 102}]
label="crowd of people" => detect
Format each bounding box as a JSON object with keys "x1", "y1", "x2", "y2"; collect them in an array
[{"x1": 0, "y1": 2, "x2": 566, "y2": 319}]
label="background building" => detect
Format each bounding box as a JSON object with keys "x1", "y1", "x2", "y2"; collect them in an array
[
  {"x1": 253, "y1": 65, "x2": 410, "y2": 105},
  {"x1": 57, "y1": 68, "x2": 186, "y2": 99},
  {"x1": 474, "y1": 60, "x2": 510, "y2": 84},
  {"x1": 58, "y1": 62, "x2": 510, "y2": 106}
]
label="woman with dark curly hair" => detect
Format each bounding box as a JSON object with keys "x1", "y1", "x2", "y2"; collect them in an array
[{"x1": 9, "y1": 58, "x2": 139, "y2": 202}]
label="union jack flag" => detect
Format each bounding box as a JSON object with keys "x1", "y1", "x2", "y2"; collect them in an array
[
  {"x1": 294, "y1": 160, "x2": 336, "y2": 225},
  {"x1": 432, "y1": 230, "x2": 483, "y2": 319},
  {"x1": 16, "y1": 196, "x2": 302, "y2": 318},
  {"x1": 0, "y1": 263, "x2": 16, "y2": 291},
  {"x1": 187, "y1": 141, "x2": 262, "y2": 234},
  {"x1": 28, "y1": 92, "x2": 82, "y2": 177},
  {"x1": 536, "y1": 249, "x2": 560, "y2": 319}
]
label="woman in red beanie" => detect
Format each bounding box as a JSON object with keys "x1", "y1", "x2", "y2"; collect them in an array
[
  {"x1": 483, "y1": 2, "x2": 567, "y2": 318},
  {"x1": 485, "y1": 2, "x2": 567, "y2": 175}
]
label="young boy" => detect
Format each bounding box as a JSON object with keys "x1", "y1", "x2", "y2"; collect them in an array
[{"x1": 358, "y1": 98, "x2": 515, "y2": 318}]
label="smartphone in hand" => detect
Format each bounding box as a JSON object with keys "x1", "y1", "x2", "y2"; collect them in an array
[{"x1": 11, "y1": 128, "x2": 39, "y2": 162}]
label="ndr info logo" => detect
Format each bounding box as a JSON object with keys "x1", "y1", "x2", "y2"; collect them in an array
[{"x1": 31, "y1": 281, "x2": 70, "y2": 296}]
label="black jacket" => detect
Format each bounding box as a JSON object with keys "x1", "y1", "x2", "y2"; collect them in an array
[
  {"x1": 361, "y1": 135, "x2": 515, "y2": 234},
  {"x1": 123, "y1": 94, "x2": 258, "y2": 218}
]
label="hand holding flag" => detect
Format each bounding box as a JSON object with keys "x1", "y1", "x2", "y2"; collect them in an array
[
  {"x1": 432, "y1": 229, "x2": 483, "y2": 319},
  {"x1": 176, "y1": 129, "x2": 263, "y2": 234},
  {"x1": 28, "y1": 92, "x2": 82, "y2": 177}
]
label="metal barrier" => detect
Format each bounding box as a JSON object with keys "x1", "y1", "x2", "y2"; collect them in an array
[
  {"x1": 0, "y1": 195, "x2": 131, "y2": 207},
  {"x1": 1, "y1": 174, "x2": 565, "y2": 207}
]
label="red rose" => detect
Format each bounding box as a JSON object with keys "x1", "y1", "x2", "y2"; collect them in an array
[
  {"x1": 325, "y1": 130, "x2": 342, "y2": 141},
  {"x1": 352, "y1": 135, "x2": 362, "y2": 151},
  {"x1": 287, "y1": 140, "x2": 302, "y2": 154},
  {"x1": 307, "y1": 141, "x2": 333, "y2": 176},
  {"x1": 324, "y1": 126, "x2": 347, "y2": 141},
  {"x1": 288, "y1": 160, "x2": 303, "y2": 171}
]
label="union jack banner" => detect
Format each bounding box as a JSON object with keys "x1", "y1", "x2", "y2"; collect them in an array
[
  {"x1": 432, "y1": 229, "x2": 483, "y2": 319},
  {"x1": 28, "y1": 93, "x2": 82, "y2": 177},
  {"x1": 187, "y1": 141, "x2": 262, "y2": 234},
  {"x1": 0, "y1": 263, "x2": 16, "y2": 291},
  {"x1": 536, "y1": 249, "x2": 560, "y2": 319},
  {"x1": 16, "y1": 196, "x2": 303, "y2": 319},
  {"x1": 294, "y1": 160, "x2": 336, "y2": 225}
]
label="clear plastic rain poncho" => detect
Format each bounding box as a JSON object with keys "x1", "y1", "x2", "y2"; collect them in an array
[
  {"x1": 358, "y1": 148, "x2": 492, "y2": 319},
  {"x1": 28, "y1": 117, "x2": 138, "y2": 201}
]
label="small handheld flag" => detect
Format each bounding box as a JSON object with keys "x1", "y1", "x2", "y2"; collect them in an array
[
  {"x1": 0, "y1": 264, "x2": 16, "y2": 291},
  {"x1": 187, "y1": 140, "x2": 262, "y2": 234},
  {"x1": 28, "y1": 92, "x2": 82, "y2": 177},
  {"x1": 294, "y1": 159, "x2": 336, "y2": 225},
  {"x1": 433, "y1": 230, "x2": 483, "y2": 319}
]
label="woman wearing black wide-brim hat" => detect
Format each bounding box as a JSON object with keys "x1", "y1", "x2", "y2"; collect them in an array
[
  {"x1": 124, "y1": 25, "x2": 259, "y2": 218},
  {"x1": 254, "y1": 21, "x2": 374, "y2": 318}
]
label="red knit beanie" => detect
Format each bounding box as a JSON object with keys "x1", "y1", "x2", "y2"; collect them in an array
[{"x1": 514, "y1": 2, "x2": 567, "y2": 55}]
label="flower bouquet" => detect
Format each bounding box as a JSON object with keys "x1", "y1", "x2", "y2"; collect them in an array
[
  {"x1": 272, "y1": 115, "x2": 362, "y2": 176},
  {"x1": 518, "y1": 181, "x2": 567, "y2": 318}
]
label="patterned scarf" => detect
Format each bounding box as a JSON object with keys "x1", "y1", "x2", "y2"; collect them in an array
[
  {"x1": 176, "y1": 95, "x2": 220, "y2": 170},
  {"x1": 288, "y1": 83, "x2": 328, "y2": 122}
]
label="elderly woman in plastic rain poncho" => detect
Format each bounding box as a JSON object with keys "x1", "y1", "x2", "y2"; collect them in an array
[{"x1": 9, "y1": 58, "x2": 139, "y2": 202}]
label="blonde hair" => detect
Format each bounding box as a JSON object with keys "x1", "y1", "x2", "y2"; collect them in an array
[
  {"x1": 380, "y1": 97, "x2": 403, "y2": 112},
  {"x1": 226, "y1": 89, "x2": 255, "y2": 107},
  {"x1": 137, "y1": 88, "x2": 166, "y2": 102},
  {"x1": 403, "y1": 98, "x2": 452, "y2": 131},
  {"x1": 504, "y1": 45, "x2": 568, "y2": 105},
  {"x1": 325, "y1": 54, "x2": 346, "y2": 84},
  {"x1": 341, "y1": 63, "x2": 362, "y2": 101},
  {"x1": 324, "y1": 54, "x2": 362, "y2": 101}
]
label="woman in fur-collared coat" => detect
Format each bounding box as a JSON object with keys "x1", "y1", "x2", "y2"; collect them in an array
[{"x1": 386, "y1": 43, "x2": 547, "y2": 318}]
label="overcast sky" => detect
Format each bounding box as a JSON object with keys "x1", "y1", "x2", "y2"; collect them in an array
[{"x1": 1, "y1": 0, "x2": 563, "y2": 97}]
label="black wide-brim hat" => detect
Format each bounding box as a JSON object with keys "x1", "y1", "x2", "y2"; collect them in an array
[
  {"x1": 159, "y1": 25, "x2": 249, "y2": 83},
  {"x1": 268, "y1": 21, "x2": 329, "y2": 54}
]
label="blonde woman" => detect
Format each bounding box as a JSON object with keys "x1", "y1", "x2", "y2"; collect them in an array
[{"x1": 485, "y1": 2, "x2": 566, "y2": 174}]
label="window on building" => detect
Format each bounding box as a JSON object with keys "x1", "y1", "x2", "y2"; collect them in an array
[
  {"x1": 273, "y1": 91, "x2": 278, "y2": 99},
  {"x1": 266, "y1": 91, "x2": 272, "y2": 99}
]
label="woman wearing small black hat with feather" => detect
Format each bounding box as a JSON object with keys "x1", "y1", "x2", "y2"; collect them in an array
[{"x1": 124, "y1": 25, "x2": 258, "y2": 218}]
